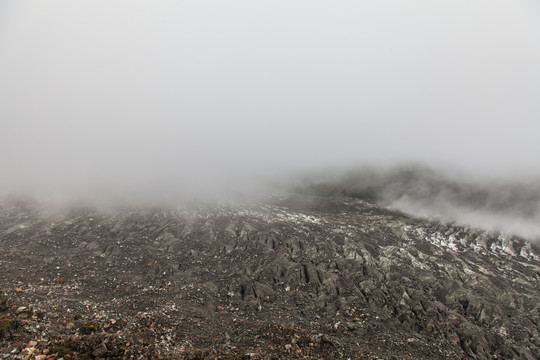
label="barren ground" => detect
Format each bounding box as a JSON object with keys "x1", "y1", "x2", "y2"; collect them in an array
[{"x1": 1, "y1": 195, "x2": 539, "y2": 359}]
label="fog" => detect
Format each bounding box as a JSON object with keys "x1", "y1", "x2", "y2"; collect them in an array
[
  {"x1": 297, "y1": 166, "x2": 540, "y2": 241},
  {"x1": 1, "y1": 1, "x2": 540, "y2": 236}
]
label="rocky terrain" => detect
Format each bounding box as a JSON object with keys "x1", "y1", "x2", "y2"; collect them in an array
[{"x1": 1, "y1": 194, "x2": 539, "y2": 359}]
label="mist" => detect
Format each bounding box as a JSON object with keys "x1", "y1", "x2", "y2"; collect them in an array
[
  {"x1": 297, "y1": 165, "x2": 540, "y2": 241},
  {"x1": 1, "y1": 1, "x2": 540, "y2": 233}
]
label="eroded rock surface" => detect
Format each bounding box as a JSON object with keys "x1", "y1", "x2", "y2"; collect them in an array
[{"x1": 0, "y1": 195, "x2": 539, "y2": 359}]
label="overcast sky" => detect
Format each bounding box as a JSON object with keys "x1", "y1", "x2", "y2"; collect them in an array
[{"x1": 1, "y1": 0, "x2": 540, "y2": 200}]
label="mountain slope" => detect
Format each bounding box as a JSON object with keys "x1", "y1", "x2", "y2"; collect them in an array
[{"x1": 0, "y1": 195, "x2": 539, "y2": 359}]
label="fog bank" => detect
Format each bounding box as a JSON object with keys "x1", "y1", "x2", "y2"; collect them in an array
[
  {"x1": 298, "y1": 165, "x2": 540, "y2": 241},
  {"x1": 1, "y1": 1, "x2": 540, "y2": 208}
]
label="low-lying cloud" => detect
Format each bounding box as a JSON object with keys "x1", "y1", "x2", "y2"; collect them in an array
[
  {"x1": 1, "y1": 1, "x2": 539, "y2": 214},
  {"x1": 299, "y1": 165, "x2": 540, "y2": 241},
  {"x1": 384, "y1": 172, "x2": 540, "y2": 241}
]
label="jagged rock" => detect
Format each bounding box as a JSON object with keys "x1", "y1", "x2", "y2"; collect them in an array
[
  {"x1": 0, "y1": 195, "x2": 538, "y2": 359},
  {"x1": 92, "y1": 343, "x2": 108, "y2": 357},
  {"x1": 0, "y1": 298, "x2": 8, "y2": 312},
  {"x1": 0, "y1": 318, "x2": 18, "y2": 340}
]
